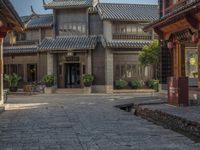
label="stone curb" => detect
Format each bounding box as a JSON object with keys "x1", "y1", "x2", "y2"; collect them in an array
[{"x1": 134, "y1": 105, "x2": 200, "y2": 141}]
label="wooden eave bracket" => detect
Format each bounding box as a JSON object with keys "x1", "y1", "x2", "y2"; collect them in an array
[
  {"x1": 185, "y1": 14, "x2": 199, "y2": 31},
  {"x1": 154, "y1": 27, "x2": 164, "y2": 40}
]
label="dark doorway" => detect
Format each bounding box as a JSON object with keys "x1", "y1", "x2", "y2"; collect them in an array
[{"x1": 65, "y1": 63, "x2": 80, "y2": 88}]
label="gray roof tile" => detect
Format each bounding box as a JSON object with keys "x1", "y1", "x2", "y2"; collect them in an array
[
  {"x1": 3, "y1": 45, "x2": 37, "y2": 54},
  {"x1": 39, "y1": 36, "x2": 97, "y2": 51},
  {"x1": 25, "y1": 14, "x2": 53, "y2": 29},
  {"x1": 102, "y1": 39, "x2": 150, "y2": 48},
  {"x1": 44, "y1": 0, "x2": 92, "y2": 9},
  {"x1": 97, "y1": 3, "x2": 159, "y2": 22}
]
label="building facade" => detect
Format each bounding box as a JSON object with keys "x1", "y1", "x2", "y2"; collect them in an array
[
  {"x1": 145, "y1": 0, "x2": 200, "y2": 90},
  {"x1": 4, "y1": 0, "x2": 158, "y2": 93}
]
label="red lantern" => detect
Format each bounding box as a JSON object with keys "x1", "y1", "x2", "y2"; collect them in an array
[
  {"x1": 167, "y1": 42, "x2": 173, "y2": 49},
  {"x1": 192, "y1": 34, "x2": 199, "y2": 43}
]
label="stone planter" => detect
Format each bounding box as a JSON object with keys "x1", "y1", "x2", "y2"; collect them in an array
[
  {"x1": 44, "y1": 87, "x2": 55, "y2": 94},
  {"x1": 84, "y1": 87, "x2": 91, "y2": 94}
]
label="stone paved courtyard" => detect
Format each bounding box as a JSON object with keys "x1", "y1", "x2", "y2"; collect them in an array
[{"x1": 0, "y1": 94, "x2": 200, "y2": 150}]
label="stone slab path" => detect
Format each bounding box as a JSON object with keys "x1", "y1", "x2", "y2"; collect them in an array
[{"x1": 0, "y1": 94, "x2": 200, "y2": 150}]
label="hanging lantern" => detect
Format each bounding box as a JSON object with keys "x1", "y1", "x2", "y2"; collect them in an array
[
  {"x1": 192, "y1": 34, "x2": 199, "y2": 43},
  {"x1": 167, "y1": 42, "x2": 173, "y2": 49},
  {"x1": 9, "y1": 32, "x2": 16, "y2": 45}
]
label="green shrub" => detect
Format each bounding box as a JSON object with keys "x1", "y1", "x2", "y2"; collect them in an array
[
  {"x1": 82, "y1": 74, "x2": 94, "y2": 87},
  {"x1": 115, "y1": 79, "x2": 128, "y2": 89},
  {"x1": 130, "y1": 80, "x2": 143, "y2": 89},
  {"x1": 147, "y1": 79, "x2": 159, "y2": 91},
  {"x1": 42, "y1": 75, "x2": 54, "y2": 87}
]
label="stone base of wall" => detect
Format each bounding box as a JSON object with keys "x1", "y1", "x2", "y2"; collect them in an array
[{"x1": 92, "y1": 85, "x2": 113, "y2": 93}]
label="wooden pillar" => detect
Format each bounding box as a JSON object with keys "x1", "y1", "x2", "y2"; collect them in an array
[{"x1": 172, "y1": 41, "x2": 185, "y2": 77}]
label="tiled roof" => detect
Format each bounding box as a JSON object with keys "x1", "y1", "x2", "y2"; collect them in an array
[
  {"x1": 44, "y1": 0, "x2": 92, "y2": 9},
  {"x1": 39, "y1": 36, "x2": 97, "y2": 51},
  {"x1": 25, "y1": 14, "x2": 53, "y2": 29},
  {"x1": 97, "y1": 3, "x2": 159, "y2": 22},
  {"x1": 0, "y1": 0, "x2": 23, "y2": 31},
  {"x1": 102, "y1": 40, "x2": 151, "y2": 48},
  {"x1": 144, "y1": 0, "x2": 200, "y2": 31},
  {"x1": 3, "y1": 45, "x2": 37, "y2": 54}
]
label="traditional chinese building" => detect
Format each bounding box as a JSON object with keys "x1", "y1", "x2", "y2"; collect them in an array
[
  {"x1": 0, "y1": 0, "x2": 23, "y2": 103},
  {"x1": 144, "y1": 0, "x2": 200, "y2": 91},
  {"x1": 4, "y1": 0, "x2": 158, "y2": 93}
]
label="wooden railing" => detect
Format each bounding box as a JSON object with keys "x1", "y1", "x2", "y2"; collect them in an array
[
  {"x1": 4, "y1": 40, "x2": 39, "y2": 46},
  {"x1": 112, "y1": 33, "x2": 152, "y2": 40},
  {"x1": 164, "y1": 0, "x2": 196, "y2": 15}
]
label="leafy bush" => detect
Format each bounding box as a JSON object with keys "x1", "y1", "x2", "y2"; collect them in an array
[
  {"x1": 147, "y1": 79, "x2": 159, "y2": 91},
  {"x1": 42, "y1": 75, "x2": 54, "y2": 87},
  {"x1": 115, "y1": 79, "x2": 128, "y2": 89},
  {"x1": 4, "y1": 73, "x2": 21, "y2": 88},
  {"x1": 130, "y1": 80, "x2": 143, "y2": 89},
  {"x1": 82, "y1": 74, "x2": 94, "y2": 87}
]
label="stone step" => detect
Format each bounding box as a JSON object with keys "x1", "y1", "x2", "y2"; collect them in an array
[{"x1": 55, "y1": 88, "x2": 84, "y2": 94}]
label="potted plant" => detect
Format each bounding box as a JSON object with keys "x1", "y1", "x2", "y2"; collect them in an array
[
  {"x1": 42, "y1": 75, "x2": 55, "y2": 94},
  {"x1": 130, "y1": 80, "x2": 143, "y2": 89},
  {"x1": 4, "y1": 73, "x2": 22, "y2": 92},
  {"x1": 115, "y1": 79, "x2": 128, "y2": 89},
  {"x1": 82, "y1": 74, "x2": 94, "y2": 94},
  {"x1": 147, "y1": 79, "x2": 159, "y2": 91},
  {"x1": 82, "y1": 74, "x2": 94, "y2": 87}
]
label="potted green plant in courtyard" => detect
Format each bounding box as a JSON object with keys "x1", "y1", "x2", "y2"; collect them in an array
[
  {"x1": 115, "y1": 79, "x2": 128, "y2": 89},
  {"x1": 147, "y1": 79, "x2": 159, "y2": 92},
  {"x1": 130, "y1": 80, "x2": 143, "y2": 89},
  {"x1": 42, "y1": 75, "x2": 55, "y2": 94},
  {"x1": 82, "y1": 74, "x2": 94, "y2": 87},
  {"x1": 82, "y1": 74, "x2": 94, "y2": 94},
  {"x1": 4, "y1": 73, "x2": 22, "y2": 92}
]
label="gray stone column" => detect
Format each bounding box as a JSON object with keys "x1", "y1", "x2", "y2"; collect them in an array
[
  {"x1": 53, "y1": 54, "x2": 58, "y2": 87},
  {"x1": 105, "y1": 48, "x2": 113, "y2": 93},
  {"x1": 47, "y1": 53, "x2": 54, "y2": 75},
  {"x1": 0, "y1": 38, "x2": 3, "y2": 104},
  {"x1": 87, "y1": 50, "x2": 92, "y2": 74}
]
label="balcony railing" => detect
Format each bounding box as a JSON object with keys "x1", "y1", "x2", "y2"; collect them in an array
[
  {"x1": 4, "y1": 40, "x2": 39, "y2": 46},
  {"x1": 164, "y1": 0, "x2": 196, "y2": 16},
  {"x1": 112, "y1": 33, "x2": 152, "y2": 40}
]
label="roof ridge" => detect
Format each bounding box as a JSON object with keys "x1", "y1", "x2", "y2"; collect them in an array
[{"x1": 98, "y1": 3, "x2": 158, "y2": 7}]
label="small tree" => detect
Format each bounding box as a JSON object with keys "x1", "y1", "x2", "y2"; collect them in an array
[{"x1": 139, "y1": 40, "x2": 160, "y2": 79}]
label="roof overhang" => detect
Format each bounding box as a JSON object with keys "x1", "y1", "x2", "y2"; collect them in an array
[
  {"x1": 144, "y1": 1, "x2": 200, "y2": 40},
  {"x1": 0, "y1": 0, "x2": 23, "y2": 33},
  {"x1": 38, "y1": 36, "x2": 97, "y2": 52}
]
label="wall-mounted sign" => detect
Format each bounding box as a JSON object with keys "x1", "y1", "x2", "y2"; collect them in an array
[{"x1": 66, "y1": 56, "x2": 79, "y2": 62}]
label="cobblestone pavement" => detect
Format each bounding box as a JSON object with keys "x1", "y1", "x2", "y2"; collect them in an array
[{"x1": 0, "y1": 94, "x2": 200, "y2": 150}]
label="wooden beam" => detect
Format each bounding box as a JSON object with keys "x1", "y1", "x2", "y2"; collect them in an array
[
  {"x1": 0, "y1": 32, "x2": 6, "y2": 38},
  {"x1": 154, "y1": 27, "x2": 164, "y2": 39},
  {"x1": 185, "y1": 14, "x2": 199, "y2": 30}
]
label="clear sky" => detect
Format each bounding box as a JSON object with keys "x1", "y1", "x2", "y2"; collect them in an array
[{"x1": 11, "y1": 0, "x2": 158, "y2": 16}]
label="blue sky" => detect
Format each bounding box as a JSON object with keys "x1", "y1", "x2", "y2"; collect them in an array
[{"x1": 11, "y1": 0, "x2": 158, "y2": 16}]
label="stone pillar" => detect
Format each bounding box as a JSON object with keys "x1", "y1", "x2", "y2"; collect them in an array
[
  {"x1": 47, "y1": 53, "x2": 54, "y2": 75},
  {"x1": 87, "y1": 50, "x2": 92, "y2": 74},
  {"x1": 0, "y1": 38, "x2": 3, "y2": 104},
  {"x1": 198, "y1": 40, "x2": 200, "y2": 88},
  {"x1": 53, "y1": 54, "x2": 58, "y2": 87},
  {"x1": 105, "y1": 48, "x2": 113, "y2": 94}
]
